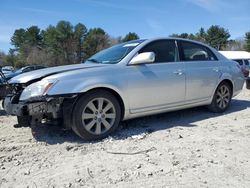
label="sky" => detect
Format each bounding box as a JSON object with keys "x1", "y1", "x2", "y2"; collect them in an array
[{"x1": 0, "y1": 0, "x2": 249, "y2": 53}]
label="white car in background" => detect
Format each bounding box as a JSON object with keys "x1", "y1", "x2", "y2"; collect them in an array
[
  {"x1": 219, "y1": 51, "x2": 250, "y2": 77},
  {"x1": 1, "y1": 66, "x2": 15, "y2": 75}
]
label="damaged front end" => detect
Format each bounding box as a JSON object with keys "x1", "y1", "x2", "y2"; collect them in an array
[{"x1": 3, "y1": 80, "x2": 78, "y2": 129}]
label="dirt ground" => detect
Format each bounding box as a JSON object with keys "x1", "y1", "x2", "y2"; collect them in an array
[{"x1": 0, "y1": 87, "x2": 250, "y2": 188}]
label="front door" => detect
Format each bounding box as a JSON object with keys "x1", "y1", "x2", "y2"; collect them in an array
[{"x1": 126, "y1": 40, "x2": 186, "y2": 113}]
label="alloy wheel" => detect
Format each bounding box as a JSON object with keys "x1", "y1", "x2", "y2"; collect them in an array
[
  {"x1": 81, "y1": 97, "x2": 116, "y2": 135},
  {"x1": 216, "y1": 85, "x2": 230, "y2": 109}
]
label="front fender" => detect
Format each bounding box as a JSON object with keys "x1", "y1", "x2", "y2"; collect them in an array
[{"x1": 47, "y1": 77, "x2": 130, "y2": 117}]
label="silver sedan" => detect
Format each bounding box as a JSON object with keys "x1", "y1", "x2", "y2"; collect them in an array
[{"x1": 3, "y1": 38, "x2": 245, "y2": 140}]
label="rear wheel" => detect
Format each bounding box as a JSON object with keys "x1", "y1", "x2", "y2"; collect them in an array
[
  {"x1": 208, "y1": 82, "x2": 232, "y2": 113},
  {"x1": 72, "y1": 90, "x2": 121, "y2": 140}
]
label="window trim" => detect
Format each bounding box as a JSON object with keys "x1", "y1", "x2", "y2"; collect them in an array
[{"x1": 177, "y1": 40, "x2": 218, "y2": 62}]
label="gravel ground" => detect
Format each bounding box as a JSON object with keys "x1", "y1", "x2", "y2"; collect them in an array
[{"x1": 0, "y1": 87, "x2": 250, "y2": 188}]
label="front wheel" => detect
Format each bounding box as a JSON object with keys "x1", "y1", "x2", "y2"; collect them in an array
[
  {"x1": 72, "y1": 90, "x2": 121, "y2": 141},
  {"x1": 208, "y1": 82, "x2": 232, "y2": 113}
]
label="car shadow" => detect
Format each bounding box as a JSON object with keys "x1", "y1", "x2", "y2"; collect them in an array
[{"x1": 29, "y1": 99, "x2": 250, "y2": 145}]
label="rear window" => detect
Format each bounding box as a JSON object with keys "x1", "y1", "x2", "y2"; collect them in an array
[{"x1": 180, "y1": 41, "x2": 217, "y2": 61}]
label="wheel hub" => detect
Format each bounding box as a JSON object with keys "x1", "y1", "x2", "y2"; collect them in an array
[
  {"x1": 216, "y1": 85, "x2": 230, "y2": 109},
  {"x1": 81, "y1": 98, "x2": 116, "y2": 135}
]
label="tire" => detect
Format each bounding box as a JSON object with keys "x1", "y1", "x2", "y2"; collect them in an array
[
  {"x1": 72, "y1": 90, "x2": 121, "y2": 141},
  {"x1": 17, "y1": 116, "x2": 31, "y2": 127},
  {"x1": 208, "y1": 82, "x2": 232, "y2": 113}
]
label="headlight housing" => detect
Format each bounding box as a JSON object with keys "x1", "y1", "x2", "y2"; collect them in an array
[{"x1": 20, "y1": 79, "x2": 57, "y2": 101}]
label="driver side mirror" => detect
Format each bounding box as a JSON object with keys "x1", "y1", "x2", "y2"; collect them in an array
[{"x1": 130, "y1": 52, "x2": 155, "y2": 65}]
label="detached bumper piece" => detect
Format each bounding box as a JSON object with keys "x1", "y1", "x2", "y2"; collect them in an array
[
  {"x1": 4, "y1": 97, "x2": 63, "y2": 124},
  {"x1": 4, "y1": 95, "x2": 77, "y2": 129},
  {"x1": 246, "y1": 77, "x2": 250, "y2": 89}
]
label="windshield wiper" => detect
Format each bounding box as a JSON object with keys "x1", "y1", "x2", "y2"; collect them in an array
[{"x1": 87, "y1": 58, "x2": 101, "y2": 64}]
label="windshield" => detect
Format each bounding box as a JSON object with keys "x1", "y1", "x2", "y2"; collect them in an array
[{"x1": 86, "y1": 40, "x2": 145, "y2": 64}]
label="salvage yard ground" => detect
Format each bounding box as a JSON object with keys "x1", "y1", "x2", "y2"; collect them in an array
[{"x1": 0, "y1": 87, "x2": 250, "y2": 188}]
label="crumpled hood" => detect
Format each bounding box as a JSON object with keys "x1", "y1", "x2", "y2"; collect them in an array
[{"x1": 9, "y1": 63, "x2": 105, "y2": 84}]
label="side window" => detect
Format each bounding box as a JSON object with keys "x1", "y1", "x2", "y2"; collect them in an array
[
  {"x1": 139, "y1": 40, "x2": 178, "y2": 63},
  {"x1": 234, "y1": 59, "x2": 243, "y2": 66},
  {"x1": 180, "y1": 41, "x2": 217, "y2": 61}
]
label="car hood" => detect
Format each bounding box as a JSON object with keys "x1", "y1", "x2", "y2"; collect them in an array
[{"x1": 9, "y1": 63, "x2": 105, "y2": 84}]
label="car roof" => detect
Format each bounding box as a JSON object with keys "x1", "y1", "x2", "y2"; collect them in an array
[{"x1": 219, "y1": 51, "x2": 250, "y2": 59}]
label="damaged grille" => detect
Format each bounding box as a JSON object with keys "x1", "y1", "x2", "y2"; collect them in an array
[{"x1": 7, "y1": 83, "x2": 25, "y2": 103}]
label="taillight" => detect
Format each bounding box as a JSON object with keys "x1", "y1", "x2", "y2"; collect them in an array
[{"x1": 241, "y1": 67, "x2": 249, "y2": 77}]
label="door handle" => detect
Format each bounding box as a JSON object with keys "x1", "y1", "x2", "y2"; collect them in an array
[{"x1": 173, "y1": 70, "x2": 184, "y2": 75}]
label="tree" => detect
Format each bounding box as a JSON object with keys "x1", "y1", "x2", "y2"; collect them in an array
[
  {"x1": 11, "y1": 28, "x2": 26, "y2": 50},
  {"x1": 109, "y1": 36, "x2": 123, "y2": 46},
  {"x1": 122, "y1": 32, "x2": 139, "y2": 42},
  {"x1": 74, "y1": 23, "x2": 87, "y2": 62},
  {"x1": 0, "y1": 51, "x2": 6, "y2": 66},
  {"x1": 245, "y1": 31, "x2": 250, "y2": 52},
  {"x1": 195, "y1": 27, "x2": 206, "y2": 42},
  {"x1": 82, "y1": 28, "x2": 109, "y2": 59},
  {"x1": 43, "y1": 21, "x2": 88, "y2": 65},
  {"x1": 170, "y1": 33, "x2": 189, "y2": 39},
  {"x1": 205, "y1": 25, "x2": 230, "y2": 50},
  {"x1": 4, "y1": 49, "x2": 16, "y2": 67},
  {"x1": 170, "y1": 33, "x2": 199, "y2": 41},
  {"x1": 225, "y1": 39, "x2": 245, "y2": 51},
  {"x1": 10, "y1": 26, "x2": 44, "y2": 66},
  {"x1": 11, "y1": 26, "x2": 43, "y2": 51}
]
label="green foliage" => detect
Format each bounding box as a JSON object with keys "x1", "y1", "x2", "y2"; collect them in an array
[
  {"x1": 11, "y1": 26, "x2": 43, "y2": 52},
  {"x1": 195, "y1": 27, "x2": 206, "y2": 43},
  {"x1": 205, "y1": 25, "x2": 230, "y2": 50},
  {"x1": 170, "y1": 26, "x2": 230, "y2": 50},
  {"x1": 245, "y1": 31, "x2": 250, "y2": 52},
  {"x1": 6, "y1": 20, "x2": 140, "y2": 67},
  {"x1": 3, "y1": 49, "x2": 16, "y2": 67},
  {"x1": 122, "y1": 32, "x2": 139, "y2": 42},
  {"x1": 82, "y1": 28, "x2": 109, "y2": 59}
]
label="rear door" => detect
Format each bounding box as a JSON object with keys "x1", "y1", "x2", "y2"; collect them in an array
[
  {"x1": 127, "y1": 39, "x2": 186, "y2": 113},
  {"x1": 178, "y1": 40, "x2": 221, "y2": 102}
]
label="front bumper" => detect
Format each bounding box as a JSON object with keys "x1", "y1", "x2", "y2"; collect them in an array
[{"x1": 4, "y1": 97, "x2": 63, "y2": 118}]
